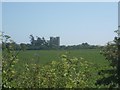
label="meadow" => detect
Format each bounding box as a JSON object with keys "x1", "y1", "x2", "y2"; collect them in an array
[
  {"x1": 3, "y1": 48, "x2": 113, "y2": 88},
  {"x1": 16, "y1": 49, "x2": 110, "y2": 73},
  {"x1": 18, "y1": 49, "x2": 109, "y2": 66}
]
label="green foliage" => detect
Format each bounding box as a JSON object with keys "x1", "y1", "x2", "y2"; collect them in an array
[
  {"x1": 20, "y1": 43, "x2": 27, "y2": 51},
  {"x1": 2, "y1": 34, "x2": 100, "y2": 88},
  {"x1": 100, "y1": 37, "x2": 118, "y2": 67},
  {"x1": 13, "y1": 34, "x2": 102, "y2": 50},
  {"x1": 96, "y1": 35, "x2": 119, "y2": 88},
  {"x1": 6, "y1": 54, "x2": 98, "y2": 88},
  {"x1": 2, "y1": 34, "x2": 111, "y2": 88},
  {"x1": 2, "y1": 35, "x2": 19, "y2": 88},
  {"x1": 29, "y1": 35, "x2": 50, "y2": 50},
  {"x1": 18, "y1": 49, "x2": 107, "y2": 65}
]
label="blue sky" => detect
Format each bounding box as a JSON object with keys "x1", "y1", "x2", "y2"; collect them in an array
[
  {"x1": 0, "y1": 2, "x2": 2, "y2": 32},
  {"x1": 2, "y1": 2, "x2": 118, "y2": 45},
  {"x1": 118, "y1": 1, "x2": 120, "y2": 26}
]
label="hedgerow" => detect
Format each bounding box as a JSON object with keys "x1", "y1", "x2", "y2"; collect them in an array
[{"x1": 2, "y1": 35, "x2": 99, "y2": 88}]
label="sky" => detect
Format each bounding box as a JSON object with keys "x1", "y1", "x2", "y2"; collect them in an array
[
  {"x1": 0, "y1": 2, "x2": 1, "y2": 29},
  {"x1": 118, "y1": 1, "x2": 120, "y2": 26},
  {"x1": 1, "y1": 0, "x2": 120, "y2": 2},
  {"x1": 0, "y1": 2, "x2": 2, "y2": 44},
  {"x1": 2, "y1": 2, "x2": 118, "y2": 45}
]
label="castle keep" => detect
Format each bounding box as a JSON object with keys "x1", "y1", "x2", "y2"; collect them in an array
[{"x1": 50, "y1": 37, "x2": 60, "y2": 48}]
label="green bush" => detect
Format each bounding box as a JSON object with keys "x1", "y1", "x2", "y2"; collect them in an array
[
  {"x1": 15, "y1": 55, "x2": 97, "y2": 88},
  {"x1": 2, "y1": 34, "x2": 99, "y2": 88},
  {"x1": 96, "y1": 36, "x2": 119, "y2": 88}
]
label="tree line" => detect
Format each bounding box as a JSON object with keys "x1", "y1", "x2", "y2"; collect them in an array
[
  {"x1": 2, "y1": 34, "x2": 103, "y2": 50},
  {"x1": 2, "y1": 30, "x2": 120, "y2": 88}
]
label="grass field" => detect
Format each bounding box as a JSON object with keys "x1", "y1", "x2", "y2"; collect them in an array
[
  {"x1": 15, "y1": 49, "x2": 110, "y2": 83},
  {"x1": 17, "y1": 49, "x2": 109, "y2": 67},
  {"x1": 1, "y1": 49, "x2": 110, "y2": 74},
  {"x1": 3, "y1": 49, "x2": 111, "y2": 87}
]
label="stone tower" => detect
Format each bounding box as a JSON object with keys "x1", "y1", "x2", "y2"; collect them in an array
[{"x1": 50, "y1": 37, "x2": 60, "y2": 48}]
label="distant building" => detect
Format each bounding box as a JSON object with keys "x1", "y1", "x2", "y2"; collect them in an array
[{"x1": 50, "y1": 37, "x2": 60, "y2": 48}]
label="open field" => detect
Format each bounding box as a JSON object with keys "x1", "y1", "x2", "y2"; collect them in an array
[
  {"x1": 3, "y1": 49, "x2": 112, "y2": 88},
  {"x1": 17, "y1": 49, "x2": 110, "y2": 68},
  {"x1": 1, "y1": 44, "x2": 110, "y2": 76},
  {"x1": 2, "y1": 49, "x2": 110, "y2": 76}
]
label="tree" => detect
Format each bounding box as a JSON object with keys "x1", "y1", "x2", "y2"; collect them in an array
[
  {"x1": 96, "y1": 31, "x2": 119, "y2": 88},
  {"x1": 20, "y1": 43, "x2": 27, "y2": 51},
  {"x1": 29, "y1": 34, "x2": 35, "y2": 45}
]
